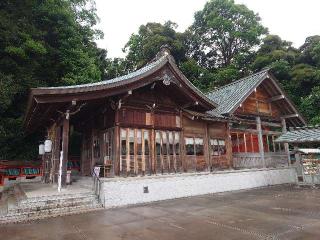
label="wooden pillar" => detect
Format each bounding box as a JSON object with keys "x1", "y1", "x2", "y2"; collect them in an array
[
  {"x1": 61, "y1": 116, "x2": 70, "y2": 187},
  {"x1": 114, "y1": 109, "x2": 120, "y2": 176},
  {"x1": 281, "y1": 118, "x2": 291, "y2": 166},
  {"x1": 150, "y1": 129, "x2": 155, "y2": 174},
  {"x1": 226, "y1": 122, "x2": 233, "y2": 169},
  {"x1": 113, "y1": 126, "x2": 120, "y2": 176},
  {"x1": 204, "y1": 122, "x2": 210, "y2": 171},
  {"x1": 51, "y1": 125, "x2": 61, "y2": 183},
  {"x1": 180, "y1": 112, "x2": 187, "y2": 172},
  {"x1": 256, "y1": 116, "x2": 266, "y2": 168},
  {"x1": 134, "y1": 129, "x2": 138, "y2": 175}
]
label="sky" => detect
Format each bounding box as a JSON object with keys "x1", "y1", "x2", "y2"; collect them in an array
[{"x1": 95, "y1": 0, "x2": 320, "y2": 58}]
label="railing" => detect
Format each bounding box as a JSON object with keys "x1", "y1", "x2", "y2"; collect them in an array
[
  {"x1": 0, "y1": 165, "x2": 43, "y2": 182},
  {"x1": 92, "y1": 170, "x2": 104, "y2": 207},
  {"x1": 233, "y1": 153, "x2": 289, "y2": 169}
]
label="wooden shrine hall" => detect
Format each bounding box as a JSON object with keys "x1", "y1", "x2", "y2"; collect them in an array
[{"x1": 24, "y1": 47, "x2": 306, "y2": 186}]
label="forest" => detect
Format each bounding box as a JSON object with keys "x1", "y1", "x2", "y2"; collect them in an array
[{"x1": 1, "y1": 0, "x2": 320, "y2": 160}]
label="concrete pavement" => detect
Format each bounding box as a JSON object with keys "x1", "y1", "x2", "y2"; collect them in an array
[{"x1": 1, "y1": 185, "x2": 320, "y2": 240}]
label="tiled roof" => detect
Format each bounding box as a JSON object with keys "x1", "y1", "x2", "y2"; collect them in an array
[
  {"x1": 37, "y1": 55, "x2": 168, "y2": 90},
  {"x1": 31, "y1": 49, "x2": 216, "y2": 109},
  {"x1": 275, "y1": 127, "x2": 320, "y2": 143},
  {"x1": 206, "y1": 69, "x2": 269, "y2": 115}
]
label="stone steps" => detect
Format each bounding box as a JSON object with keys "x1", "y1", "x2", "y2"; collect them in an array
[
  {"x1": 18, "y1": 192, "x2": 95, "y2": 206},
  {"x1": 9, "y1": 197, "x2": 97, "y2": 214},
  {"x1": 0, "y1": 204, "x2": 103, "y2": 224},
  {"x1": 0, "y1": 191, "x2": 103, "y2": 224}
]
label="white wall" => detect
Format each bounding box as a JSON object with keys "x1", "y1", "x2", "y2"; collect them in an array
[{"x1": 100, "y1": 168, "x2": 297, "y2": 208}]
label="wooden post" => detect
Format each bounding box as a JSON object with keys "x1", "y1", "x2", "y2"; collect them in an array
[
  {"x1": 150, "y1": 110, "x2": 156, "y2": 174},
  {"x1": 281, "y1": 118, "x2": 291, "y2": 166},
  {"x1": 126, "y1": 128, "x2": 130, "y2": 175},
  {"x1": 61, "y1": 116, "x2": 70, "y2": 187},
  {"x1": 141, "y1": 129, "x2": 145, "y2": 174},
  {"x1": 180, "y1": 113, "x2": 186, "y2": 172},
  {"x1": 256, "y1": 116, "x2": 266, "y2": 168},
  {"x1": 150, "y1": 129, "x2": 155, "y2": 174},
  {"x1": 226, "y1": 122, "x2": 233, "y2": 169},
  {"x1": 113, "y1": 126, "x2": 120, "y2": 176},
  {"x1": 204, "y1": 122, "x2": 210, "y2": 171},
  {"x1": 114, "y1": 110, "x2": 120, "y2": 176},
  {"x1": 134, "y1": 129, "x2": 138, "y2": 175}
]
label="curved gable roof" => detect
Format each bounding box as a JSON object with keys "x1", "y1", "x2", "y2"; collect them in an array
[
  {"x1": 25, "y1": 49, "x2": 217, "y2": 131},
  {"x1": 29, "y1": 50, "x2": 217, "y2": 108}
]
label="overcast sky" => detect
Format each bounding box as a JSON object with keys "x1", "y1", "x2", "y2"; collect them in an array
[{"x1": 95, "y1": 0, "x2": 319, "y2": 58}]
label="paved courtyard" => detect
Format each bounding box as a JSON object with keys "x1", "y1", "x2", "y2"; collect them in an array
[{"x1": 1, "y1": 185, "x2": 320, "y2": 240}]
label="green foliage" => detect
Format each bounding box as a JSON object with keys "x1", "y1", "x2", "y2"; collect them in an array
[
  {"x1": 251, "y1": 34, "x2": 320, "y2": 123},
  {"x1": 301, "y1": 86, "x2": 320, "y2": 125},
  {"x1": 2, "y1": 0, "x2": 320, "y2": 161},
  {"x1": 180, "y1": 59, "x2": 213, "y2": 91},
  {"x1": 123, "y1": 21, "x2": 187, "y2": 70},
  {"x1": 0, "y1": 0, "x2": 105, "y2": 160},
  {"x1": 190, "y1": 0, "x2": 267, "y2": 68}
]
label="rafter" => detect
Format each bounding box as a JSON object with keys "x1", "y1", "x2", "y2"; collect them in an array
[
  {"x1": 268, "y1": 95, "x2": 285, "y2": 102},
  {"x1": 281, "y1": 113, "x2": 299, "y2": 119}
]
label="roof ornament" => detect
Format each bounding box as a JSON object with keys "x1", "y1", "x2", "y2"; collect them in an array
[
  {"x1": 162, "y1": 74, "x2": 171, "y2": 86},
  {"x1": 153, "y1": 44, "x2": 172, "y2": 60}
]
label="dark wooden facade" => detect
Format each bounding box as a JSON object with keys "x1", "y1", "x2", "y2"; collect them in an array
[{"x1": 24, "y1": 48, "x2": 305, "y2": 186}]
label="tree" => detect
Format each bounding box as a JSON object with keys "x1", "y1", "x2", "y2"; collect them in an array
[
  {"x1": 123, "y1": 21, "x2": 187, "y2": 70},
  {"x1": 0, "y1": 0, "x2": 104, "y2": 160},
  {"x1": 299, "y1": 35, "x2": 320, "y2": 67},
  {"x1": 189, "y1": 0, "x2": 267, "y2": 69},
  {"x1": 301, "y1": 86, "x2": 320, "y2": 125}
]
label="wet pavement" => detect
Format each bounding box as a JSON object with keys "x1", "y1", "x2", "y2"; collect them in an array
[{"x1": 1, "y1": 185, "x2": 320, "y2": 240}]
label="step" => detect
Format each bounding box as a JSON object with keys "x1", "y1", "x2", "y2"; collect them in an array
[
  {"x1": 19, "y1": 192, "x2": 95, "y2": 205},
  {"x1": 5, "y1": 200, "x2": 101, "y2": 218},
  {"x1": 9, "y1": 198, "x2": 98, "y2": 214},
  {"x1": 18, "y1": 194, "x2": 97, "y2": 207},
  {"x1": 0, "y1": 204, "x2": 103, "y2": 224}
]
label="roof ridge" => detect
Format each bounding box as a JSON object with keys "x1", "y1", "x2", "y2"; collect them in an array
[
  {"x1": 207, "y1": 68, "x2": 270, "y2": 96},
  {"x1": 37, "y1": 55, "x2": 168, "y2": 90}
]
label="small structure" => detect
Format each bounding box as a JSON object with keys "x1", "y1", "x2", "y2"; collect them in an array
[
  {"x1": 22, "y1": 48, "x2": 303, "y2": 207},
  {"x1": 276, "y1": 127, "x2": 320, "y2": 185}
]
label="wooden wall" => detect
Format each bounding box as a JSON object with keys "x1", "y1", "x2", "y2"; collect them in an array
[
  {"x1": 208, "y1": 122, "x2": 232, "y2": 169},
  {"x1": 182, "y1": 116, "x2": 231, "y2": 171},
  {"x1": 235, "y1": 86, "x2": 281, "y2": 117}
]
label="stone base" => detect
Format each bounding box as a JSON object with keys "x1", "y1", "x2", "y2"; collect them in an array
[{"x1": 100, "y1": 167, "x2": 297, "y2": 208}]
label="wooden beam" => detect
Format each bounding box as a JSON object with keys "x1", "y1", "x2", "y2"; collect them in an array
[
  {"x1": 268, "y1": 95, "x2": 284, "y2": 102},
  {"x1": 281, "y1": 113, "x2": 299, "y2": 119}
]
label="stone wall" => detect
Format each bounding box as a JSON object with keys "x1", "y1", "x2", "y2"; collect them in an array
[{"x1": 100, "y1": 167, "x2": 297, "y2": 208}]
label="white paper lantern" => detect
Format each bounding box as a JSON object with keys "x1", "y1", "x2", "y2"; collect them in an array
[
  {"x1": 44, "y1": 139, "x2": 52, "y2": 153},
  {"x1": 39, "y1": 144, "x2": 45, "y2": 155}
]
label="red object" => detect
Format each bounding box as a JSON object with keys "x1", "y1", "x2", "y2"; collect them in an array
[
  {"x1": 67, "y1": 156, "x2": 81, "y2": 171},
  {"x1": 0, "y1": 161, "x2": 43, "y2": 185},
  {"x1": 252, "y1": 135, "x2": 260, "y2": 153},
  {"x1": 0, "y1": 174, "x2": 3, "y2": 186}
]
